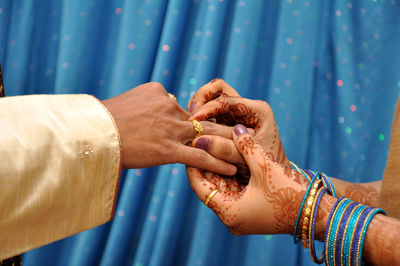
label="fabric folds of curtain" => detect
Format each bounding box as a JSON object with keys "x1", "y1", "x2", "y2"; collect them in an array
[{"x1": 0, "y1": 0, "x2": 399, "y2": 265}]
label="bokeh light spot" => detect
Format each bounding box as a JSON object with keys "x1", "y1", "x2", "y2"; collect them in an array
[
  {"x1": 189, "y1": 78, "x2": 196, "y2": 85},
  {"x1": 162, "y1": 45, "x2": 170, "y2": 52}
]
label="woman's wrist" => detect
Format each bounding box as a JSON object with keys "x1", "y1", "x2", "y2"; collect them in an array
[
  {"x1": 294, "y1": 192, "x2": 336, "y2": 240},
  {"x1": 314, "y1": 194, "x2": 336, "y2": 241}
]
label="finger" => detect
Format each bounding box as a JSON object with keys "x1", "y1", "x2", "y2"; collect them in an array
[
  {"x1": 179, "y1": 145, "x2": 237, "y2": 176},
  {"x1": 187, "y1": 79, "x2": 240, "y2": 113},
  {"x1": 189, "y1": 95, "x2": 230, "y2": 121},
  {"x1": 204, "y1": 171, "x2": 244, "y2": 192},
  {"x1": 232, "y1": 124, "x2": 268, "y2": 176},
  {"x1": 193, "y1": 135, "x2": 244, "y2": 164},
  {"x1": 190, "y1": 96, "x2": 266, "y2": 130},
  {"x1": 202, "y1": 121, "x2": 234, "y2": 139},
  {"x1": 202, "y1": 121, "x2": 254, "y2": 138},
  {"x1": 180, "y1": 120, "x2": 237, "y2": 144},
  {"x1": 186, "y1": 167, "x2": 226, "y2": 208}
]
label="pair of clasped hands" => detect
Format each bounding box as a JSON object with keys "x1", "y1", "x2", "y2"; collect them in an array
[{"x1": 102, "y1": 79, "x2": 310, "y2": 237}]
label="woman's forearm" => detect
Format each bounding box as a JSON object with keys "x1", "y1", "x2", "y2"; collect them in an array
[
  {"x1": 330, "y1": 178, "x2": 381, "y2": 207},
  {"x1": 314, "y1": 194, "x2": 400, "y2": 265}
]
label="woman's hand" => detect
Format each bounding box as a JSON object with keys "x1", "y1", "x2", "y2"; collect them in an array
[
  {"x1": 102, "y1": 82, "x2": 237, "y2": 175},
  {"x1": 189, "y1": 80, "x2": 289, "y2": 168},
  {"x1": 187, "y1": 125, "x2": 308, "y2": 235},
  {"x1": 187, "y1": 78, "x2": 240, "y2": 114}
]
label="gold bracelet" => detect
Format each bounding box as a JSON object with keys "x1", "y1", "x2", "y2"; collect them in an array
[{"x1": 302, "y1": 179, "x2": 322, "y2": 248}]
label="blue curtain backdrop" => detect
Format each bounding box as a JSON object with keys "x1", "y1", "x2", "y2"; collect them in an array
[{"x1": 1, "y1": 0, "x2": 400, "y2": 265}]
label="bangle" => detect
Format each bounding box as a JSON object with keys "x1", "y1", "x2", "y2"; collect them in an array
[
  {"x1": 340, "y1": 204, "x2": 366, "y2": 265},
  {"x1": 307, "y1": 170, "x2": 336, "y2": 197},
  {"x1": 349, "y1": 206, "x2": 374, "y2": 266},
  {"x1": 324, "y1": 197, "x2": 352, "y2": 266},
  {"x1": 321, "y1": 172, "x2": 337, "y2": 197},
  {"x1": 331, "y1": 200, "x2": 358, "y2": 266},
  {"x1": 302, "y1": 179, "x2": 322, "y2": 248},
  {"x1": 293, "y1": 173, "x2": 320, "y2": 243},
  {"x1": 290, "y1": 161, "x2": 312, "y2": 182},
  {"x1": 308, "y1": 187, "x2": 327, "y2": 264},
  {"x1": 289, "y1": 162, "x2": 336, "y2": 199},
  {"x1": 356, "y1": 208, "x2": 386, "y2": 266},
  {"x1": 323, "y1": 197, "x2": 386, "y2": 266}
]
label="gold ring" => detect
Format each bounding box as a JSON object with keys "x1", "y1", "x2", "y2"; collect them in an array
[
  {"x1": 168, "y1": 93, "x2": 177, "y2": 101},
  {"x1": 192, "y1": 119, "x2": 203, "y2": 139},
  {"x1": 205, "y1": 189, "x2": 219, "y2": 206}
]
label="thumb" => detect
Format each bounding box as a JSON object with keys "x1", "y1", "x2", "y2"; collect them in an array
[{"x1": 232, "y1": 124, "x2": 266, "y2": 176}]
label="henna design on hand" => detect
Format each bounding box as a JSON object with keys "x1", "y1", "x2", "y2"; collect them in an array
[
  {"x1": 239, "y1": 136, "x2": 257, "y2": 155},
  {"x1": 345, "y1": 184, "x2": 379, "y2": 207},
  {"x1": 270, "y1": 187, "x2": 304, "y2": 232},
  {"x1": 286, "y1": 167, "x2": 310, "y2": 187},
  {"x1": 207, "y1": 188, "x2": 246, "y2": 233},
  {"x1": 228, "y1": 103, "x2": 261, "y2": 130},
  {"x1": 197, "y1": 96, "x2": 230, "y2": 122},
  {"x1": 238, "y1": 139, "x2": 306, "y2": 233}
]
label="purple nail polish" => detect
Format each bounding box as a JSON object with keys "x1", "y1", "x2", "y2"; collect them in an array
[
  {"x1": 189, "y1": 103, "x2": 197, "y2": 113},
  {"x1": 195, "y1": 137, "x2": 210, "y2": 151},
  {"x1": 234, "y1": 124, "x2": 248, "y2": 136}
]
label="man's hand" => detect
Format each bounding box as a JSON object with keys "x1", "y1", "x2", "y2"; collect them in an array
[{"x1": 102, "y1": 82, "x2": 237, "y2": 175}]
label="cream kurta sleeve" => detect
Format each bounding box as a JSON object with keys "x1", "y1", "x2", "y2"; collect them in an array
[{"x1": 0, "y1": 94, "x2": 121, "y2": 260}]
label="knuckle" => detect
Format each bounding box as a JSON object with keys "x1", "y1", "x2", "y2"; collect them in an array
[
  {"x1": 220, "y1": 142, "x2": 233, "y2": 157},
  {"x1": 209, "y1": 78, "x2": 222, "y2": 84},
  {"x1": 201, "y1": 121, "x2": 215, "y2": 133},
  {"x1": 256, "y1": 100, "x2": 272, "y2": 113},
  {"x1": 148, "y1": 81, "x2": 166, "y2": 92},
  {"x1": 195, "y1": 150, "x2": 209, "y2": 163}
]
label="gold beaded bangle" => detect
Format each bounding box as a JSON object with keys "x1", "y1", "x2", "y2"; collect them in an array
[{"x1": 302, "y1": 179, "x2": 322, "y2": 248}]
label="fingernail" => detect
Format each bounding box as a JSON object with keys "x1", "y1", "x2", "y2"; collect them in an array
[
  {"x1": 195, "y1": 137, "x2": 210, "y2": 151},
  {"x1": 189, "y1": 103, "x2": 197, "y2": 113},
  {"x1": 234, "y1": 124, "x2": 248, "y2": 136}
]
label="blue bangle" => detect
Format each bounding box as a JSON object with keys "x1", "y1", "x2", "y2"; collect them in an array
[
  {"x1": 308, "y1": 187, "x2": 327, "y2": 264},
  {"x1": 290, "y1": 161, "x2": 312, "y2": 182},
  {"x1": 293, "y1": 173, "x2": 320, "y2": 243},
  {"x1": 303, "y1": 169, "x2": 315, "y2": 178},
  {"x1": 341, "y1": 204, "x2": 367, "y2": 266},
  {"x1": 321, "y1": 172, "x2": 337, "y2": 198},
  {"x1": 348, "y1": 207, "x2": 373, "y2": 266},
  {"x1": 331, "y1": 201, "x2": 358, "y2": 266},
  {"x1": 324, "y1": 197, "x2": 349, "y2": 265},
  {"x1": 324, "y1": 196, "x2": 346, "y2": 261},
  {"x1": 306, "y1": 170, "x2": 336, "y2": 198},
  {"x1": 356, "y1": 208, "x2": 386, "y2": 266}
]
